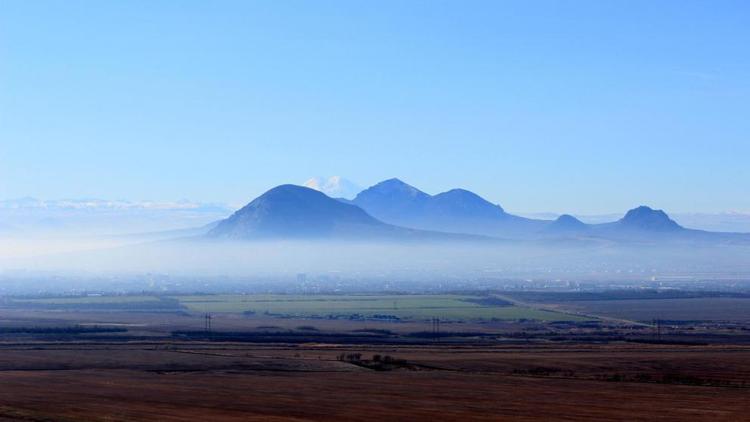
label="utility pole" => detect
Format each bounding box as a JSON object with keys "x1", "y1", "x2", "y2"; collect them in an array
[
  {"x1": 653, "y1": 318, "x2": 662, "y2": 341},
  {"x1": 204, "y1": 313, "x2": 212, "y2": 334},
  {"x1": 657, "y1": 318, "x2": 662, "y2": 341}
]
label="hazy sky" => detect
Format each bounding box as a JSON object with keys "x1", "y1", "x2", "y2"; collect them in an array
[{"x1": 1, "y1": 1, "x2": 748, "y2": 214}]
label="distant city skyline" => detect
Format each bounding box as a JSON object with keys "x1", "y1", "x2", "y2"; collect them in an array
[{"x1": 1, "y1": 1, "x2": 748, "y2": 214}]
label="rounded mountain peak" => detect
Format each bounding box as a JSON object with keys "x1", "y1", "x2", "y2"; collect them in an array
[
  {"x1": 208, "y1": 184, "x2": 381, "y2": 239},
  {"x1": 556, "y1": 214, "x2": 581, "y2": 223},
  {"x1": 432, "y1": 189, "x2": 506, "y2": 215},
  {"x1": 544, "y1": 214, "x2": 588, "y2": 232},
  {"x1": 619, "y1": 206, "x2": 682, "y2": 231},
  {"x1": 439, "y1": 188, "x2": 481, "y2": 198},
  {"x1": 366, "y1": 178, "x2": 428, "y2": 197}
]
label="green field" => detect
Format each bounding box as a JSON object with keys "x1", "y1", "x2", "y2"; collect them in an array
[
  {"x1": 173, "y1": 294, "x2": 585, "y2": 321},
  {"x1": 4, "y1": 293, "x2": 587, "y2": 321}
]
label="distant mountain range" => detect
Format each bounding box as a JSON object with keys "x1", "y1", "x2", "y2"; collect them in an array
[
  {"x1": 206, "y1": 179, "x2": 750, "y2": 244},
  {"x1": 207, "y1": 185, "x2": 484, "y2": 241},
  {"x1": 6, "y1": 185, "x2": 750, "y2": 237},
  {"x1": 349, "y1": 178, "x2": 545, "y2": 238}
]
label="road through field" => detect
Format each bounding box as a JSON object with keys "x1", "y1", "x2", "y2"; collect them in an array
[{"x1": 494, "y1": 293, "x2": 652, "y2": 327}]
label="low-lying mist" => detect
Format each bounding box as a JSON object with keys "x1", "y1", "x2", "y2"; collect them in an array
[{"x1": 2, "y1": 235, "x2": 749, "y2": 290}]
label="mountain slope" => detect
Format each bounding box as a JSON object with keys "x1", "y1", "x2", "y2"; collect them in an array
[
  {"x1": 208, "y1": 185, "x2": 388, "y2": 239},
  {"x1": 543, "y1": 214, "x2": 590, "y2": 234},
  {"x1": 428, "y1": 189, "x2": 506, "y2": 219},
  {"x1": 616, "y1": 206, "x2": 683, "y2": 231},
  {"x1": 206, "y1": 184, "x2": 489, "y2": 241},
  {"x1": 352, "y1": 179, "x2": 547, "y2": 238},
  {"x1": 207, "y1": 183, "x2": 750, "y2": 245},
  {"x1": 351, "y1": 178, "x2": 431, "y2": 224},
  {"x1": 585, "y1": 206, "x2": 750, "y2": 243},
  {"x1": 590, "y1": 206, "x2": 685, "y2": 240}
]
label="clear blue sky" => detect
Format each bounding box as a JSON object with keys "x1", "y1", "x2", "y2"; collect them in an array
[{"x1": 1, "y1": 1, "x2": 748, "y2": 214}]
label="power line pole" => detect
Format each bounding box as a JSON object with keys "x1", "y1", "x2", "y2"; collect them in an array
[
  {"x1": 204, "y1": 313, "x2": 212, "y2": 334},
  {"x1": 653, "y1": 318, "x2": 662, "y2": 341},
  {"x1": 657, "y1": 318, "x2": 662, "y2": 341}
]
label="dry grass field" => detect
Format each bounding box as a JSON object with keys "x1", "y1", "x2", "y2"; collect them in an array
[{"x1": 0, "y1": 342, "x2": 748, "y2": 421}]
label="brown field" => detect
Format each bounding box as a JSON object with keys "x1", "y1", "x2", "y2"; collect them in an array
[
  {"x1": 0, "y1": 341, "x2": 749, "y2": 421},
  {"x1": 2, "y1": 295, "x2": 750, "y2": 421}
]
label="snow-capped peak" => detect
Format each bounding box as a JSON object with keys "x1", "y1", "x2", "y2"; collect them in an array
[{"x1": 303, "y1": 176, "x2": 362, "y2": 199}]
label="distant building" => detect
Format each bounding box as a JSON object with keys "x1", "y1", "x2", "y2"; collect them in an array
[{"x1": 297, "y1": 273, "x2": 307, "y2": 284}]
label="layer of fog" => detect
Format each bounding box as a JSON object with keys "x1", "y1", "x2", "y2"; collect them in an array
[
  {"x1": 3, "y1": 237, "x2": 749, "y2": 282},
  {"x1": 2, "y1": 203, "x2": 749, "y2": 294}
]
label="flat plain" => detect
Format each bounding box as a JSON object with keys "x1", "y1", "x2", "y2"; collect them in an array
[
  {"x1": 5, "y1": 293, "x2": 585, "y2": 321},
  {"x1": 0, "y1": 342, "x2": 749, "y2": 421},
  {"x1": 2, "y1": 292, "x2": 750, "y2": 421}
]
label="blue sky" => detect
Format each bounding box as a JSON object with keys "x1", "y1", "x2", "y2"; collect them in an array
[{"x1": 1, "y1": 1, "x2": 748, "y2": 214}]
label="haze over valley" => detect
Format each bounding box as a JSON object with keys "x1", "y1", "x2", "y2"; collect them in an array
[{"x1": 2, "y1": 177, "x2": 749, "y2": 297}]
